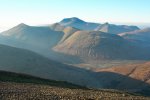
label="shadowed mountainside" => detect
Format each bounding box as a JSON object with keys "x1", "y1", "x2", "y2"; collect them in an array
[
  {"x1": 0, "y1": 44, "x2": 102, "y2": 88},
  {"x1": 0, "y1": 70, "x2": 84, "y2": 89}
]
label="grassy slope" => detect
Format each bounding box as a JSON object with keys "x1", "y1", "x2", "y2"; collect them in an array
[{"x1": 0, "y1": 70, "x2": 84, "y2": 89}]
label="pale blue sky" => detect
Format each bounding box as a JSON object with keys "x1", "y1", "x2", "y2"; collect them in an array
[{"x1": 0, "y1": 0, "x2": 150, "y2": 31}]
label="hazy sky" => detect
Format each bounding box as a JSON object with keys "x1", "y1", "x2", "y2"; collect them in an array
[{"x1": 0, "y1": 0, "x2": 150, "y2": 31}]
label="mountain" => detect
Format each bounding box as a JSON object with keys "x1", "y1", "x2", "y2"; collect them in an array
[
  {"x1": 60, "y1": 26, "x2": 79, "y2": 43},
  {"x1": 0, "y1": 19, "x2": 149, "y2": 63},
  {"x1": 50, "y1": 23, "x2": 65, "y2": 31},
  {"x1": 0, "y1": 44, "x2": 102, "y2": 88},
  {"x1": 0, "y1": 23, "x2": 64, "y2": 49},
  {"x1": 59, "y1": 17, "x2": 139, "y2": 34},
  {"x1": 59, "y1": 17, "x2": 100, "y2": 30},
  {"x1": 53, "y1": 30, "x2": 150, "y2": 60},
  {"x1": 0, "y1": 23, "x2": 83, "y2": 64},
  {"x1": 119, "y1": 28, "x2": 150, "y2": 47},
  {"x1": 95, "y1": 22, "x2": 140, "y2": 34},
  {"x1": 50, "y1": 23, "x2": 80, "y2": 43},
  {"x1": 0, "y1": 23, "x2": 67, "y2": 62}
]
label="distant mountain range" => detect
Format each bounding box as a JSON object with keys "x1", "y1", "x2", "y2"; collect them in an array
[
  {"x1": 0, "y1": 17, "x2": 150, "y2": 62},
  {"x1": 59, "y1": 17, "x2": 100, "y2": 30},
  {"x1": 59, "y1": 17, "x2": 139, "y2": 34}
]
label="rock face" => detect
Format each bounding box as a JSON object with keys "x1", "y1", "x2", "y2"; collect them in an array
[
  {"x1": 95, "y1": 22, "x2": 140, "y2": 34},
  {"x1": 53, "y1": 30, "x2": 150, "y2": 60}
]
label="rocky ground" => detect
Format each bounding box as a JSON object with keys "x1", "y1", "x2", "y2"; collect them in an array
[{"x1": 0, "y1": 82, "x2": 149, "y2": 100}]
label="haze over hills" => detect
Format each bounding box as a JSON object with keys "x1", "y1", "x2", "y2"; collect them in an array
[
  {"x1": 0, "y1": 23, "x2": 69, "y2": 62},
  {"x1": 0, "y1": 44, "x2": 102, "y2": 88},
  {"x1": 1, "y1": 23, "x2": 64, "y2": 49},
  {"x1": 0, "y1": 17, "x2": 150, "y2": 63}
]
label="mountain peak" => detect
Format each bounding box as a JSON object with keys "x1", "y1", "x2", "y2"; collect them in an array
[
  {"x1": 70, "y1": 17, "x2": 83, "y2": 21},
  {"x1": 104, "y1": 22, "x2": 109, "y2": 25},
  {"x1": 60, "y1": 17, "x2": 85, "y2": 24},
  {"x1": 17, "y1": 23, "x2": 29, "y2": 28}
]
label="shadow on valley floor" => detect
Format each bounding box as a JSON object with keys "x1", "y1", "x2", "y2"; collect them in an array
[{"x1": 94, "y1": 71, "x2": 150, "y2": 96}]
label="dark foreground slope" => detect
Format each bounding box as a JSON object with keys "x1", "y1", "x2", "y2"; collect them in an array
[
  {"x1": 0, "y1": 71, "x2": 149, "y2": 100},
  {"x1": 1, "y1": 82, "x2": 149, "y2": 100},
  {"x1": 0, "y1": 70, "x2": 84, "y2": 89}
]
